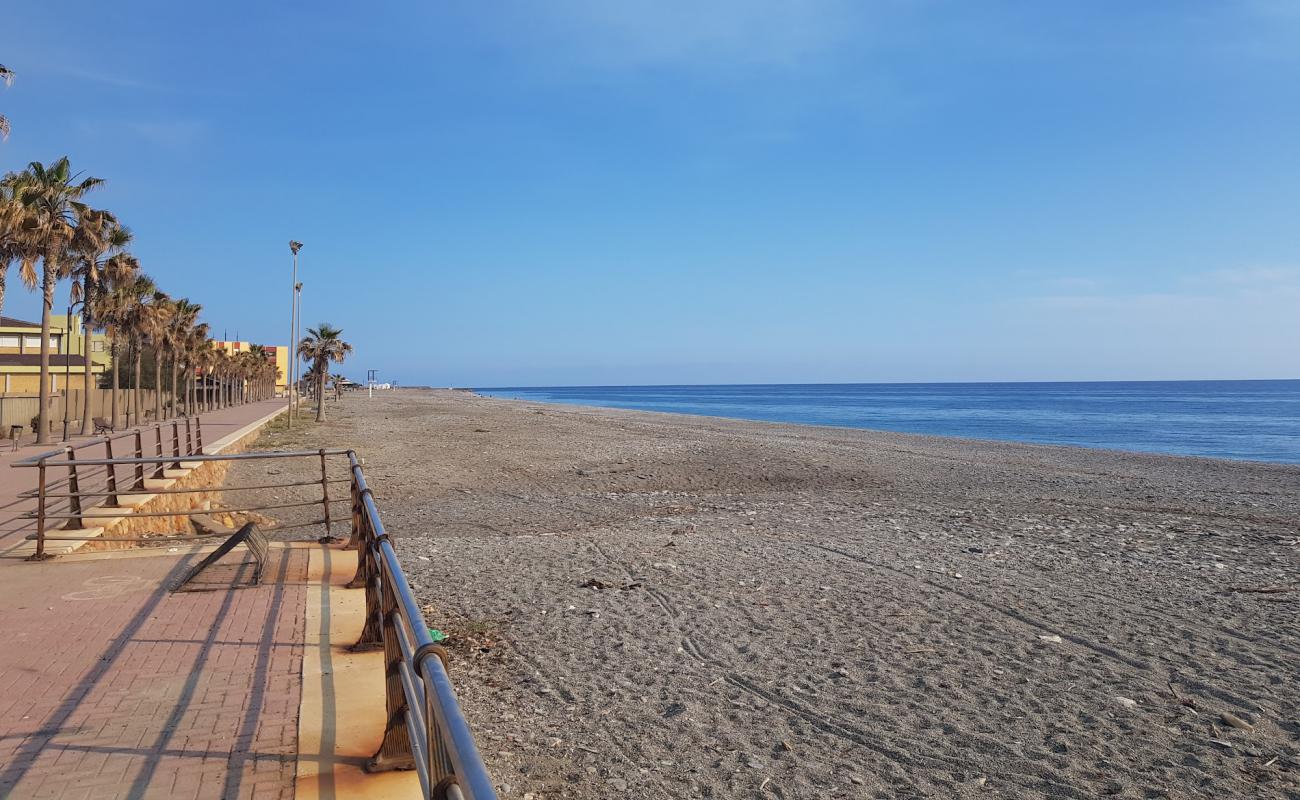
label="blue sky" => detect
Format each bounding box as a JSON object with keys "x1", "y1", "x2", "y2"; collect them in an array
[{"x1": 3, "y1": 1, "x2": 1298, "y2": 386}]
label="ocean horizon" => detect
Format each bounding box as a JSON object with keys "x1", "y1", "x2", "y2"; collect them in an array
[{"x1": 477, "y1": 379, "x2": 1300, "y2": 464}]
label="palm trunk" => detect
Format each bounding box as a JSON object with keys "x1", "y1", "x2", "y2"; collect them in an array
[
  {"x1": 153, "y1": 348, "x2": 163, "y2": 421},
  {"x1": 80, "y1": 279, "x2": 97, "y2": 436},
  {"x1": 170, "y1": 357, "x2": 179, "y2": 419},
  {"x1": 79, "y1": 318, "x2": 93, "y2": 435},
  {"x1": 315, "y1": 364, "x2": 326, "y2": 422},
  {"x1": 133, "y1": 344, "x2": 143, "y2": 425},
  {"x1": 36, "y1": 264, "x2": 57, "y2": 444},
  {"x1": 110, "y1": 334, "x2": 120, "y2": 428}
]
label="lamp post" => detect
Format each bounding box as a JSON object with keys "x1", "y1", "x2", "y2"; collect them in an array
[
  {"x1": 294, "y1": 281, "x2": 303, "y2": 407},
  {"x1": 61, "y1": 301, "x2": 85, "y2": 442},
  {"x1": 288, "y1": 241, "x2": 302, "y2": 427}
]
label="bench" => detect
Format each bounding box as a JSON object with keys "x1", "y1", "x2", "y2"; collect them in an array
[{"x1": 92, "y1": 417, "x2": 114, "y2": 435}]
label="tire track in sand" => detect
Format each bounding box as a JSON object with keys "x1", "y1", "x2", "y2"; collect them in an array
[{"x1": 585, "y1": 537, "x2": 1094, "y2": 798}]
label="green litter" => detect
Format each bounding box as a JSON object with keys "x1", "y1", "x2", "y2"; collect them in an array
[{"x1": 428, "y1": 628, "x2": 447, "y2": 642}]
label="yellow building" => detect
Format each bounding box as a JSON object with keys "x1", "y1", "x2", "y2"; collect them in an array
[
  {"x1": 212, "y1": 340, "x2": 291, "y2": 393},
  {"x1": 0, "y1": 316, "x2": 107, "y2": 393},
  {"x1": 51, "y1": 314, "x2": 111, "y2": 370}
]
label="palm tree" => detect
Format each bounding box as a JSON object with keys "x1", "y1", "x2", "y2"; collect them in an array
[
  {"x1": 248, "y1": 345, "x2": 274, "y2": 402},
  {"x1": 0, "y1": 63, "x2": 12, "y2": 140},
  {"x1": 93, "y1": 271, "x2": 149, "y2": 427},
  {"x1": 0, "y1": 181, "x2": 22, "y2": 315},
  {"x1": 145, "y1": 292, "x2": 173, "y2": 421},
  {"x1": 184, "y1": 324, "x2": 210, "y2": 414},
  {"x1": 99, "y1": 272, "x2": 155, "y2": 426},
  {"x1": 166, "y1": 299, "x2": 200, "y2": 416},
  {"x1": 3, "y1": 158, "x2": 103, "y2": 442},
  {"x1": 210, "y1": 349, "x2": 230, "y2": 410},
  {"x1": 297, "y1": 324, "x2": 352, "y2": 422},
  {"x1": 70, "y1": 209, "x2": 133, "y2": 433}
]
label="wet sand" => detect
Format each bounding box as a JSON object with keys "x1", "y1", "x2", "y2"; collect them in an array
[{"x1": 232, "y1": 389, "x2": 1300, "y2": 799}]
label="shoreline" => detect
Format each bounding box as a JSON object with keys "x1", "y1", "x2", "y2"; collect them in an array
[
  {"x1": 235, "y1": 389, "x2": 1300, "y2": 799},
  {"x1": 473, "y1": 389, "x2": 1300, "y2": 472}
]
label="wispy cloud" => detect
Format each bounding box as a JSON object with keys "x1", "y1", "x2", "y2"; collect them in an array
[
  {"x1": 468, "y1": 0, "x2": 904, "y2": 73},
  {"x1": 125, "y1": 119, "x2": 208, "y2": 149},
  {"x1": 56, "y1": 66, "x2": 164, "y2": 91},
  {"x1": 1019, "y1": 266, "x2": 1300, "y2": 313},
  {"x1": 74, "y1": 118, "x2": 209, "y2": 150},
  {"x1": 1201, "y1": 265, "x2": 1300, "y2": 287}
]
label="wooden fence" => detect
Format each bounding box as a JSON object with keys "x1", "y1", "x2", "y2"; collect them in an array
[{"x1": 0, "y1": 389, "x2": 171, "y2": 437}]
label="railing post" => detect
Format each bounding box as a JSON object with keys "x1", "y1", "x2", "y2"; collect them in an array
[
  {"x1": 366, "y1": 575, "x2": 416, "y2": 773},
  {"x1": 185, "y1": 417, "x2": 194, "y2": 456},
  {"x1": 352, "y1": 491, "x2": 383, "y2": 647},
  {"x1": 104, "y1": 436, "x2": 120, "y2": 507},
  {"x1": 31, "y1": 458, "x2": 47, "y2": 560},
  {"x1": 133, "y1": 429, "x2": 145, "y2": 490},
  {"x1": 153, "y1": 424, "x2": 166, "y2": 479},
  {"x1": 65, "y1": 447, "x2": 83, "y2": 530},
  {"x1": 171, "y1": 420, "x2": 182, "y2": 470},
  {"x1": 195, "y1": 417, "x2": 204, "y2": 455},
  {"x1": 348, "y1": 486, "x2": 372, "y2": 589},
  {"x1": 319, "y1": 449, "x2": 334, "y2": 541},
  {"x1": 346, "y1": 472, "x2": 361, "y2": 551}
]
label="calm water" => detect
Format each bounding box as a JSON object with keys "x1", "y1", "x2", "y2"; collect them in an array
[{"x1": 477, "y1": 381, "x2": 1300, "y2": 464}]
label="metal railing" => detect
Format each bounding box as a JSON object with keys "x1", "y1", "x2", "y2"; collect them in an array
[
  {"x1": 347, "y1": 451, "x2": 497, "y2": 800},
  {"x1": 12, "y1": 441, "x2": 498, "y2": 798},
  {"x1": 12, "y1": 420, "x2": 353, "y2": 558}
]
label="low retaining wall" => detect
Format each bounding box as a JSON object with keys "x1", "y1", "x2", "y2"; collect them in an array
[{"x1": 79, "y1": 421, "x2": 274, "y2": 551}]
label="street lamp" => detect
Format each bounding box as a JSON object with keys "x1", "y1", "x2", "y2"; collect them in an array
[
  {"x1": 294, "y1": 281, "x2": 303, "y2": 407},
  {"x1": 61, "y1": 300, "x2": 85, "y2": 442},
  {"x1": 288, "y1": 240, "x2": 302, "y2": 427}
]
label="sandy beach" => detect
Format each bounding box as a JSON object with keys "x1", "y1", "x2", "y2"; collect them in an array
[{"x1": 232, "y1": 389, "x2": 1300, "y2": 799}]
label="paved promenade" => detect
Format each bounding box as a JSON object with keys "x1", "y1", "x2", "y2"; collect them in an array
[{"x1": 0, "y1": 401, "x2": 315, "y2": 800}]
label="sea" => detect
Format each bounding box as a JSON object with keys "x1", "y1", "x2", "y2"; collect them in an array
[{"x1": 476, "y1": 380, "x2": 1300, "y2": 464}]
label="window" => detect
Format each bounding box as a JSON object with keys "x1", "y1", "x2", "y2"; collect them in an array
[
  {"x1": 21, "y1": 335, "x2": 60, "y2": 349},
  {"x1": 91, "y1": 340, "x2": 106, "y2": 352},
  {"x1": 0, "y1": 335, "x2": 19, "y2": 348}
]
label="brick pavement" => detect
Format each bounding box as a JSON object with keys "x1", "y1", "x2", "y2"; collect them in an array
[
  {"x1": 0, "y1": 546, "x2": 308, "y2": 799},
  {"x1": 0, "y1": 400, "x2": 310, "y2": 800}
]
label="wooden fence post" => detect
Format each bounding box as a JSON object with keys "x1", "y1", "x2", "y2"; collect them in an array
[
  {"x1": 66, "y1": 447, "x2": 83, "y2": 530},
  {"x1": 153, "y1": 424, "x2": 165, "y2": 479},
  {"x1": 133, "y1": 429, "x2": 145, "y2": 490},
  {"x1": 319, "y1": 449, "x2": 333, "y2": 541},
  {"x1": 105, "y1": 436, "x2": 120, "y2": 507}
]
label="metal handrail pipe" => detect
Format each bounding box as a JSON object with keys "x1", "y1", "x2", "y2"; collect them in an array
[
  {"x1": 27, "y1": 497, "x2": 347, "y2": 520},
  {"x1": 12, "y1": 418, "x2": 205, "y2": 466},
  {"x1": 376, "y1": 537, "x2": 496, "y2": 799},
  {"x1": 347, "y1": 448, "x2": 496, "y2": 799},
  {"x1": 418, "y1": 653, "x2": 497, "y2": 799},
  {"x1": 404, "y1": 700, "x2": 433, "y2": 800},
  {"x1": 26, "y1": 531, "x2": 234, "y2": 542},
  {"x1": 24, "y1": 477, "x2": 351, "y2": 499},
  {"x1": 38, "y1": 466, "x2": 112, "y2": 489},
  {"x1": 377, "y1": 538, "x2": 433, "y2": 653},
  {"x1": 13, "y1": 428, "x2": 154, "y2": 466},
  {"x1": 393, "y1": 620, "x2": 432, "y2": 730},
  {"x1": 18, "y1": 448, "x2": 353, "y2": 468}
]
